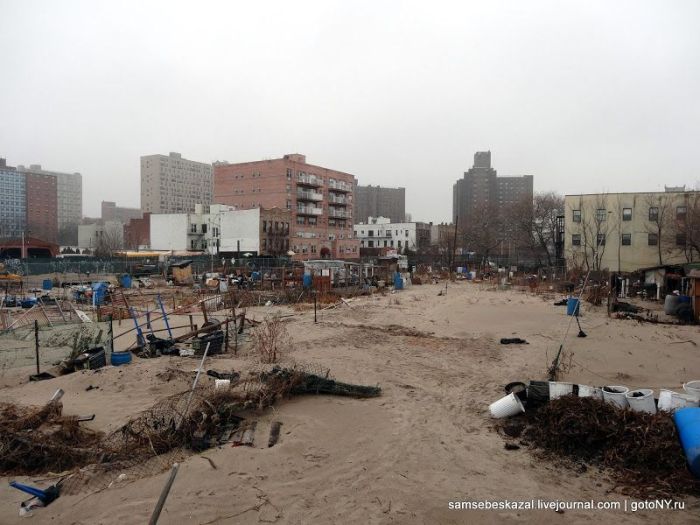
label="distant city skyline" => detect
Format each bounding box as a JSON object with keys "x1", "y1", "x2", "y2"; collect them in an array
[{"x1": 2, "y1": 1, "x2": 699, "y2": 222}]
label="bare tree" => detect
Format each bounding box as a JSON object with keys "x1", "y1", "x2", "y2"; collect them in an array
[
  {"x1": 509, "y1": 192, "x2": 563, "y2": 268},
  {"x1": 574, "y1": 194, "x2": 613, "y2": 271},
  {"x1": 644, "y1": 193, "x2": 674, "y2": 266},
  {"x1": 93, "y1": 224, "x2": 124, "y2": 258},
  {"x1": 675, "y1": 193, "x2": 700, "y2": 262},
  {"x1": 461, "y1": 201, "x2": 503, "y2": 268}
]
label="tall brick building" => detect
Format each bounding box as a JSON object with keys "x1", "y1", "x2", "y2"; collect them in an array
[
  {"x1": 354, "y1": 185, "x2": 405, "y2": 224},
  {"x1": 453, "y1": 151, "x2": 533, "y2": 226},
  {"x1": 24, "y1": 172, "x2": 58, "y2": 243},
  {"x1": 213, "y1": 154, "x2": 359, "y2": 260}
]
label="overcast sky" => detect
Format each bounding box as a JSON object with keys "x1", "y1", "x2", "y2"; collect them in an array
[{"x1": 2, "y1": 0, "x2": 699, "y2": 221}]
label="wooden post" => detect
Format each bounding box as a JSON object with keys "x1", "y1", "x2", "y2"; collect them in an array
[
  {"x1": 314, "y1": 291, "x2": 317, "y2": 323},
  {"x1": 188, "y1": 314, "x2": 194, "y2": 331},
  {"x1": 34, "y1": 320, "x2": 40, "y2": 375},
  {"x1": 200, "y1": 301, "x2": 209, "y2": 325}
]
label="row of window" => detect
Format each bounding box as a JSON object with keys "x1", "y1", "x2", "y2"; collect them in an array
[
  {"x1": 262, "y1": 221, "x2": 290, "y2": 233},
  {"x1": 571, "y1": 233, "x2": 687, "y2": 247},
  {"x1": 361, "y1": 239, "x2": 406, "y2": 248},
  {"x1": 572, "y1": 206, "x2": 688, "y2": 223}
]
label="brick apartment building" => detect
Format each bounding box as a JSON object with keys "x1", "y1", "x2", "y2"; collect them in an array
[
  {"x1": 453, "y1": 151, "x2": 533, "y2": 226},
  {"x1": 24, "y1": 171, "x2": 58, "y2": 243},
  {"x1": 354, "y1": 185, "x2": 406, "y2": 224},
  {"x1": 213, "y1": 154, "x2": 359, "y2": 260}
]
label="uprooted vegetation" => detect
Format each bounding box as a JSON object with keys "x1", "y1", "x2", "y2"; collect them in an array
[
  {"x1": 497, "y1": 396, "x2": 700, "y2": 498},
  {"x1": 0, "y1": 366, "x2": 380, "y2": 482}
]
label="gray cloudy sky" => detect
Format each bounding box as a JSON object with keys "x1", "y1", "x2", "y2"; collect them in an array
[{"x1": 2, "y1": 0, "x2": 699, "y2": 221}]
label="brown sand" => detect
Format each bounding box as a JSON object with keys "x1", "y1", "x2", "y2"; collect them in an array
[{"x1": 1, "y1": 281, "x2": 699, "y2": 524}]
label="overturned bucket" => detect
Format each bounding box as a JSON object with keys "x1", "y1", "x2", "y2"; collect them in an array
[
  {"x1": 548, "y1": 381, "x2": 574, "y2": 399},
  {"x1": 603, "y1": 385, "x2": 629, "y2": 408},
  {"x1": 489, "y1": 392, "x2": 525, "y2": 418},
  {"x1": 625, "y1": 389, "x2": 656, "y2": 414},
  {"x1": 683, "y1": 381, "x2": 700, "y2": 401},
  {"x1": 659, "y1": 389, "x2": 699, "y2": 412}
]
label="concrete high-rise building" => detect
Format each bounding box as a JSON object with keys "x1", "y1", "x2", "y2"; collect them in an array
[
  {"x1": 140, "y1": 152, "x2": 213, "y2": 214},
  {"x1": 354, "y1": 185, "x2": 406, "y2": 224},
  {"x1": 102, "y1": 201, "x2": 143, "y2": 224},
  {"x1": 17, "y1": 164, "x2": 82, "y2": 243},
  {"x1": 452, "y1": 151, "x2": 533, "y2": 225},
  {"x1": 0, "y1": 159, "x2": 26, "y2": 239},
  {"x1": 213, "y1": 154, "x2": 359, "y2": 260}
]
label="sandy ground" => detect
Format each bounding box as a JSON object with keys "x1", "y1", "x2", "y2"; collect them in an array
[{"x1": 1, "y1": 281, "x2": 699, "y2": 524}]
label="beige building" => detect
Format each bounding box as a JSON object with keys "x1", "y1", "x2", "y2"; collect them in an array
[
  {"x1": 140, "y1": 152, "x2": 212, "y2": 214},
  {"x1": 564, "y1": 189, "x2": 700, "y2": 272}
]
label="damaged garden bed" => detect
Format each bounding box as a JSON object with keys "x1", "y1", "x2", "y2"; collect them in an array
[
  {"x1": 0, "y1": 366, "x2": 381, "y2": 484},
  {"x1": 496, "y1": 396, "x2": 700, "y2": 499}
]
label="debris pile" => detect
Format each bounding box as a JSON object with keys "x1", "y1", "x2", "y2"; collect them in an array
[{"x1": 500, "y1": 396, "x2": 700, "y2": 498}]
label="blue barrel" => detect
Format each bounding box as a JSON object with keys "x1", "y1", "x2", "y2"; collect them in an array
[
  {"x1": 394, "y1": 272, "x2": 403, "y2": 290},
  {"x1": 674, "y1": 407, "x2": 700, "y2": 478},
  {"x1": 678, "y1": 295, "x2": 691, "y2": 304},
  {"x1": 120, "y1": 274, "x2": 132, "y2": 288},
  {"x1": 42, "y1": 279, "x2": 53, "y2": 291},
  {"x1": 111, "y1": 351, "x2": 132, "y2": 366},
  {"x1": 92, "y1": 282, "x2": 108, "y2": 306},
  {"x1": 303, "y1": 274, "x2": 313, "y2": 288},
  {"x1": 566, "y1": 297, "x2": 580, "y2": 316}
]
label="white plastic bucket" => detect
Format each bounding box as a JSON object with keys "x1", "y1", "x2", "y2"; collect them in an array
[
  {"x1": 603, "y1": 385, "x2": 629, "y2": 408},
  {"x1": 683, "y1": 381, "x2": 700, "y2": 400},
  {"x1": 548, "y1": 381, "x2": 574, "y2": 399},
  {"x1": 215, "y1": 379, "x2": 231, "y2": 390},
  {"x1": 489, "y1": 392, "x2": 525, "y2": 418},
  {"x1": 625, "y1": 389, "x2": 656, "y2": 414},
  {"x1": 578, "y1": 384, "x2": 603, "y2": 399},
  {"x1": 659, "y1": 389, "x2": 700, "y2": 412}
]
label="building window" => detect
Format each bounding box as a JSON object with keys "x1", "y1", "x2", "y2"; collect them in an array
[
  {"x1": 677, "y1": 206, "x2": 687, "y2": 221},
  {"x1": 596, "y1": 209, "x2": 607, "y2": 222},
  {"x1": 649, "y1": 207, "x2": 659, "y2": 222},
  {"x1": 648, "y1": 233, "x2": 658, "y2": 246},
  {"x1": 572, "y1": 210, "x2": 581, "y2": 223},
  {"x1": 621, "y1": 233, "x2": 631, "y2": 246},
  {"x1": 296, "y1": 216, "x2": 305, "y2": 225},
  {"x1": 676, "y1": 233, "x2": 686, "y2": 246},
  {"x1": 201, "y1": 224, "x2": 207, "y2": 234},
  {"x1": 368, "y1": 240, "x2": 374, "y2": 247},
  {"x1": 286, "y1": 200, "x2": 291, "y2": 210},
  {"x1": 308, "y1": 217, "x2": 317, "y2": 225},
  {"x1": 368, "y1": 230, "x2": 374, "y2": 237},
  {"x1": 622, "y1": 208, "x2": 632, "y2": 221},
  {"x1": 191, "y1": 224, "x2": 197, "y2": 233},
  {"x1": 596, "y1": 233, "x2": 605, "y2": 246},
  {"x1": 571, "y1": 234, "x2": 581, "y2": 246},
  {"x1": 311, "y1": 245, "x2": 317, "y2": 253},
  {"x1": 263, "y1": 220, "x2": 267, "y2": 232},
  {"x1": 398, "y1": 240, "x2": 402, "y2": 248},
  {"x1": 286, "y1": 168, "x2": 292, "y2": 179}
]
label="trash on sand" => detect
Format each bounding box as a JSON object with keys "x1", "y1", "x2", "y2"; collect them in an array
[
  {"x1": 489, "y1": 392, "x2": 525, "y2": 418},
  {"x1": 268, "y1": 421, "x2": 282, "y2": 448},
  {"x1": 659, "y1": 390, "x2": 699, "y2": 412},
  {"x1": 500, "y1": 338, "x2": 528, "y2": 345},
  {"x1": 504, "y1": 382, "x2": 527, "y2": 401},
  {"x1": 683, "y1": 381, "x2": 700, "y2": 400},
  {"x1": 206, "y1": 370, "x2": 240, "y2": 382},
  {"x1": 577, "y1": 384, "x2": 603, "y2": 399},
  {"x1": 214, "y1": 379, "x2": 230, "y2": 390},
  {"x1": 548, "y1": 381, "x2": 574, "y2": 399}
]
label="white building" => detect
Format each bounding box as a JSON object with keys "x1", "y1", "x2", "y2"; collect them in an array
[
  {"x1": 78, "y1": 221, "x2": 124, "y2": 250},
  {"x1": 150, "y1": 204, "x2": 291, "y2": 256},
  {"x1": 353, "y1": 216, "x2": 431, "y2": 252}
]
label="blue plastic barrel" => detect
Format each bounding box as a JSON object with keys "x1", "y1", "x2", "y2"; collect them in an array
[
  {"x1": 92, "y1": 282, "x2": 108, "y2": 306},
  {"x1": 42, "y1": 279, "x2": 53, "y2": 291},
  {"x1": 394, "y1": 272, "x2": 403, "y2": 290},
  {"x1": 673, "y1": 407, "x2": 700, "y2": 478},
  {"x1": 111, "y1": 351, "x2": 132, "y2": 366},
  {"x1": 566, "y1": 297, "x2": 580, "y2": 316},
  {"x1": 303, "y1": 274, "x2": 313, "y2": 288},
  {"x1": 120, "y1": 274, "x2": 132, "y2": 288},
  {"x1": 678, "y1": 295, "x2": 691, "y2": 304}
]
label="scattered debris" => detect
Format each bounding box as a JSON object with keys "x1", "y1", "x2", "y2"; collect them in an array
[
  {"x1": 268, "y1": 421, "x2": 283, "y2": 448},
  {"x1": 500, "y1": 338, "x2": 528, "y2": 345}
]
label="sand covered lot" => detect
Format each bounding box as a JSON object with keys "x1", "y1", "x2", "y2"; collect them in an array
[{"x1": 1, "y1": 281, "x2": 699, "y2": 524}]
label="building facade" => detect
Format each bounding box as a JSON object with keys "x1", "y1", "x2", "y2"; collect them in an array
[
  {"x1": 102, "y1": 201, "x2": 143, "y2": 224},
  {"x1": 78, "y1": 221, "x2": 124, "y2": 251},
  {"x1": 149, "y1": 204, "x2": 290, "y2": 256},
  {"x1": 0, "y1": 159, "x2": 26, "y2": 239},
  {"x1": 354, "y1": 185, "x2": 406, "y2": 224},
  {"x1": 24, "y1": 171, "x2": 58, "y2": 243},
  {"x1": 141, "y1": 152, "x2": 213, "y2": 214},
  {"x1": 124, "y1": 213, "x2": 151, "y2": 250},
  {"x1": 452, "y1": 151, "x2": 533, "y2": 225},
  {"x1": 17, "y1": 164, "x2": 82, "y2": 242},
  {"x1": 354, "y1": 217, "x2": 431, "y2": 253},
  {"x1": 564, "y1": 190, "x2": 700, "y2": 272},
  {"x1": 213, "y1": 154, "x2": 359, "y2": 260}
]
